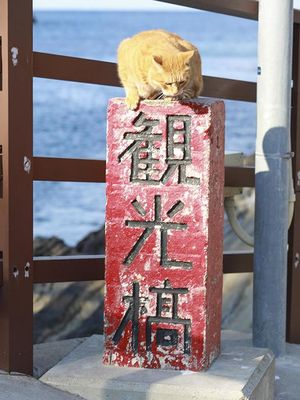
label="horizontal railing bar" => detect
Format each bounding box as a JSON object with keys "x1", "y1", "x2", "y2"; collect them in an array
[
  {"x1": 33, "y1": 52, "x2": 119, "y2": 86},
  {"x1": 32, "y1": 251, "x2": 252, "y2": 283},
  {"x1": 33, "y1": 255, "x2": 105, "y2": 283},
  {"x1": 204, "y1": 76, "x2": 256, "y2": 102},
  {"x1": 33, "y1": 156, "x2": 255, "y2": 187},
  {"x1": 225, "y1": 166, "x2": 255, "y2": 187},
  {"x1": 223, "y1": 250, "x2": 253, "y2": 273},
  {"x1": 33, "y1": 157, "x2": 106, "y2": 183},
  {"x1": 156, "y1": 0, "x2": 300, "y2": 23},
  {"x1": 156, "y1": 0, "x2": 258, "y2": 20},
  {"x1": 33, "y1": 52, "x2": 256, "y2": 102}
]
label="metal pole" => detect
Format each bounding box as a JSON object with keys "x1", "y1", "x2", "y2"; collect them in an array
[{"x1": 253, "y1": 0, "x2": 293, "y2": 356}]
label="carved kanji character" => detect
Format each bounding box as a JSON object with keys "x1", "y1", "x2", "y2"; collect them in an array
[
  {"x1": 124, "y1": 195, "x2": 192, "y2": 269},
  {"x1": 118, "y1": 112, "x2": 162, "y2": 184}
]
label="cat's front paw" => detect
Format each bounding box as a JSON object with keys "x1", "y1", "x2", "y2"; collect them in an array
[{"x1": 126, "y1": 96, "x2": 139, "y2": 110}]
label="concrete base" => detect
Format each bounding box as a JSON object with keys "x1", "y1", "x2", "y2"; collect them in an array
[{"x1": 40, "y1": 333, "x2": 275, "y2": 400}]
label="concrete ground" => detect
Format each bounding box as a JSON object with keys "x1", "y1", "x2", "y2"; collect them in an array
[
  {"x1": 0, "y1": 338, "x2": 85, "y2": 400},
  {"x1": 275, "y1": 342, "x2": 300, "y2": 400},
  {"x1": 0, "y1": 372, "x2": 83, "y2": 400},
  {"x1": 0, "y1": 332, "x2": 299, "y2": 399}
]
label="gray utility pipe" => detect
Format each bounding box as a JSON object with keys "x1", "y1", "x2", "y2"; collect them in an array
[{"x1": 253, "y1": 0, "x2": 294, "y2": 356}]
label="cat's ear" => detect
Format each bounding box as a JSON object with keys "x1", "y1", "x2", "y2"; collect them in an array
[
  {"x1": 181, "y1": 50, "x2": 194, "y2": 65},
  {"x1": 152, "y1": 55, "x2": 164, "y2": 68}
]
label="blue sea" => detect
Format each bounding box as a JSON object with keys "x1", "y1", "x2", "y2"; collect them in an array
[{"x1": 33, "y1": 11, "x2": 257, "y2": 246}]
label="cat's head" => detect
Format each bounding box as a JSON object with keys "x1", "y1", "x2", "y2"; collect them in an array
[{"x1": 149, "y1": 51, "x2": 194, "y2": 98}]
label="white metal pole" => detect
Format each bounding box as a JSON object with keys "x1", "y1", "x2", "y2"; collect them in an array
[{"x1": 253, "y1": 0, "x2": 294, "y2": 356}]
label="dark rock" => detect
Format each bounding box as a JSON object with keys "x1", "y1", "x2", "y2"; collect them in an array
[
  {"x1": 75, "y1": 226, "x2": 105, "y2": 255},
  {"x1": 33, "y1": 236, "x2": 77, "y2": 257},
  {"x1": 34, "y1": 281, "x2": 104, "y2": 344},
  {"x1": 33, "y1": 229, "x2": 105, "y2": 344}
]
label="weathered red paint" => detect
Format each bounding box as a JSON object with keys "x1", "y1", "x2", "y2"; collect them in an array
[{"x1": 104, "y1": 98, "x2": 225, "y2": 371}]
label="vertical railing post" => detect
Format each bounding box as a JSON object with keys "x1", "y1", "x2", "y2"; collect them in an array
[
  {"x1": 287, "y1": 22, "x2": 300, "y2": 344},
  {"x1": 253, "y1": 0, "x2": 293, "y2": 356},
  {"x1": 0, "y1": 0, "x2": 33, "y2": 374}
]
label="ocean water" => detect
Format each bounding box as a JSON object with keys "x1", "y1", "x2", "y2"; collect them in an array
[{"x1": 33, "y1": 11, "x2": 257, "y2": 246}]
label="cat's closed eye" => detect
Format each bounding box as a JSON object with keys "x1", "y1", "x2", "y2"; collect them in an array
[{"x1": 165, "y1": 81, "x2": 186, "y2": 86}]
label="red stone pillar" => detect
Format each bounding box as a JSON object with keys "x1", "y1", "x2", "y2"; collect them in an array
[{"x1": 103, "y1": 98, "x2": 225, "y2": 371}]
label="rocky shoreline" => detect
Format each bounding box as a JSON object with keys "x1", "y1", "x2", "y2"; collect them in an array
[
  {"x1": 33, "y1": 189, "x2": 254, "y2": 344},
  {"x1": 33, "y1": 228, "x2": 106, "y2": 344},
  {"x1": 34, "y1": 226, "x2": 105, "y2": 257}
]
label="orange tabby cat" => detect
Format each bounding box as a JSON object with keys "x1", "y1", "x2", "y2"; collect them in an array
[{"x1": 118, "y1": 29, "x2": 203, "y2": 110}]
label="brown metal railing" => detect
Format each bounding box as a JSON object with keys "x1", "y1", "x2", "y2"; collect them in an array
[
  {"x1": 0, "y1": 0, "x2": 34, "y2": 373},
  {"x1": 33, "y1": 52, "x2": 256, "y2": 102},
  {"x1": 156, "y1": 0, "x2": 258, "y2": 19},
  {"x1": 287, "y1": 22, "x2": 300, "y2": 344},
  {"x1": 156, "y1": 0, "x2": 300, "y2": 23},
  {"x1": 0, "y1": 0, "x2": 299, "y2": 375},
  {"x1": 0, "y1": 144, "x2": 2, "y2": 199}
]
